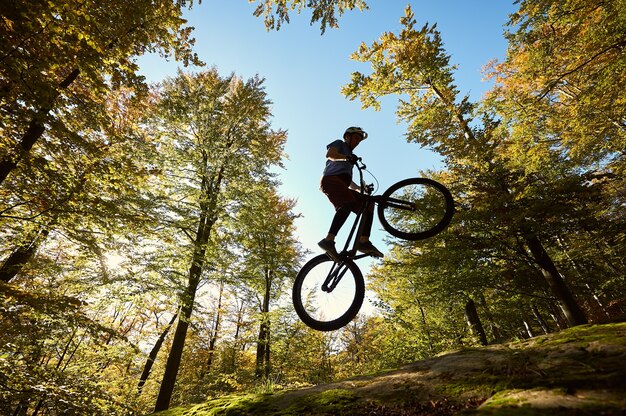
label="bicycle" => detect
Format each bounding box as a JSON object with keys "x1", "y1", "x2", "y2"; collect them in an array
[{"x1": 292, "y1": 158, "x2": 455, "y2": 331}]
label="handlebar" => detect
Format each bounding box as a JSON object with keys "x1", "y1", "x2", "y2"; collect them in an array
[
  {"x1": 350, "y1": 156, "x2": 365, "y2": 169},
  {"x1": 352, "y1": 157, "x2": 374, "y2": 195}
]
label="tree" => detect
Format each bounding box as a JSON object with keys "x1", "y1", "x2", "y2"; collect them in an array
[
  {"x1": 0, "y1": 0, "x2": 369, "y2": 285},
  {"x1": 367, "y1": 242, "x2": 478, "y2": 358},
  {"x1": 485, "y1": 0, "x2": 626, "y2": 313},
  {"x1": 342, "y1": 5, "x2": 589, "y2": 327},
  {"x1": 0, "y1": 1, "x2": 376, "y2": 413},
  {"x1": 251, "y1": 0, "x2": 369, "y2": 33},
  {"x1": 0, "y1": 83, "x2": 159, "y2": 284},
  {"x1": 0, "y1": 0, "x2": 200, "y2": 185},
  {"x1": 234, "y1": 185, "x2": 303, "y2": 379},
  {"x1": 0, "y1": 0, "x2": 369, "y2": 187},
  {"x1": 137, "y1": 310, "x2": 179, "y2": 394},
  {"x1": 486, "y1": 0, "x2": 626, "y2": 174},
  {"x1": 0, "y1": 281, "x2": 140, "y2": 416},
  {"x1": 148, "y1": 69, "x2": 286, "y2": 411}
]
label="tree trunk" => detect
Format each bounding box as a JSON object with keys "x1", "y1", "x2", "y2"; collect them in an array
[
  {"x1": 525, "y1": 234, "x2": 588, "y2": 326},
  {"x1": 464, "y1": 298, "x2": 488, "y2": 346},
  {"x1": 203, "y1": 280, "x2": 224, "y2": 378},
  {"x1": 138, "y1": 312, "x2": 178, "y2": 393},
  {"x1": 416, "y1": 298, "x2": 434, "y2": 353},
  {"x1": 0, "y1": 69, "x2": 80, "y2": 185},
  {"x1": 230, "y1": 299, "x2": 245, "y2": 373},
  {"x1": 0, "y1": 229, "x2": 49, "y2": 282},
  {"x1": 154, "y1": 212, "x2": 214, "y2": 411},
  {"x1": 264, "y1": 335, "x2": 271, "y2": 379},
  {"x1": 29, "y1": 401, "x2": 44, "y2": 416},
  {"x1": 549, "y1": 309, "x2": 566, "y2": 330},
  {"x1": 531, "y1": 304, "x2": 550, "y2": 334},
  {"x1": 154, "y1": 260, "x2": 201, "y2": 411},
  {"x1": 476, "y1": 293, "x2": 503, "y2": 341},
  {"x1": 557, "y1": 236, "x2": 611, "y2": 320},
  {"x1": 11, "y1": 400, "x2": 28, "y2": 416},
  {"x1": 585, "y1": 283, "x2": 611, "y2": 319},
  {"x1": 523, "y1": 320, "x2": 534, "y2": 338},
  {"x1": 154, "y1": 160, "x2": 225, "y2": 411},
  {"x1": 255, "y1": 319, "x2": 269, "y2": 378},
  {"x1": 255, "y1": 269, "x2": 272, "y2": 379}
]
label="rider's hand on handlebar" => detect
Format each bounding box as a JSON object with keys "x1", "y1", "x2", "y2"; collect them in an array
[
  {"x1": 347, "y1": 154, "x2": 360, "y2": 164},
  {"x1": 361, "y1": 181, "x2": 374, "y2": 195}
]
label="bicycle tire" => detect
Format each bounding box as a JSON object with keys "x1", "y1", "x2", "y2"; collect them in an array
[
  {"x1": 377, "y1": 177, "x2": 454, "y2": 241},
  {"x1": 292, "y1": 254, "x2": 365, "y2": 331}
]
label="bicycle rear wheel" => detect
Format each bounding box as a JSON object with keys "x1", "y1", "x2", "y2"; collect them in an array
[
  {"x1": 292, "y1": 254, "x2": 365, "y2": 332},
  {"x1": 377, "y1": 177, "x2": 454, "y2": 241}
]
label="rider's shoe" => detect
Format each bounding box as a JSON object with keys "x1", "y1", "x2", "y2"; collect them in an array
[
  {"x1": 356, "y1": 241, "x2": 384, "y2": 258},
  {"x1": 318, "y1": 238, "x2": 340, "y2": 261}
]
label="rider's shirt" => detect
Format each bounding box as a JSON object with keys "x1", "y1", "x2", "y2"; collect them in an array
[{"x1": 322, "y1": 139, "x2": 353, "y2": 178}]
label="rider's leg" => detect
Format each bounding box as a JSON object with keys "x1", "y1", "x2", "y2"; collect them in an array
[
  {"x1": 318, "y1": 206, "x2": 351, "y2": 260},
  {"x1": 327, "y1": 206, "x2": 352, "y2": 240},
  {"x1": 356, "y1": 201, "x2": 374, "y2": 242},
  {"x1": 354, "y1": 200, "x2": 384, "y2": 258},
  {"x1": 319, "y1": 175, "x2": 357, "y2": 257}
]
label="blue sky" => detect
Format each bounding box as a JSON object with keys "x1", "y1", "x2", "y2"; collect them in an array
[{"x1": 138, "y1": 0, "x2": 517, "y2": 265}]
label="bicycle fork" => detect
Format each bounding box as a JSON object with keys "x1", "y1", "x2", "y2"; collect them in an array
[{"x1": 321, "y1": 262, "x2": 350, "y2": 292}]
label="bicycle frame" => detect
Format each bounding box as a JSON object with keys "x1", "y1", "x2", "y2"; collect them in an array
[
  {"x1": 320, "y1": 218, "x2": 367, "y2": 292},
  {"x1": 335, "y1": 160, "x2": 375, "y2": 260},
  {"x1": 378, "y1": 195, "x2": 417, "y2": 212},
  {"x1": 332, "y1": 159, "x2": 417, "y2": 260},
  {"x1": 321, "y1": 160, "x2": 386, "y2": 292}
]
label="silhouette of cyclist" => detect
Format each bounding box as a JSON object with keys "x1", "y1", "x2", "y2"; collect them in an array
[{"x1": 317, "y1": 127, "x2": 384, "y2": 260}]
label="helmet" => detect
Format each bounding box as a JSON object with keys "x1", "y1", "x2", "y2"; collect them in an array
[{"x1": 344, "y1": 126, "x2": 368, "y2": 140}]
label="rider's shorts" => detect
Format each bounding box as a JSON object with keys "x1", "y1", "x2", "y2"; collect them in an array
[{"x1": 320, "y1": 174, "x2": 364, "y2": 213}]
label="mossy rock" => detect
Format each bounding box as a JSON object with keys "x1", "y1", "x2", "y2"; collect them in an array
[{"x1": 154, "y1": 322, "x2": 626, "y2": 416}]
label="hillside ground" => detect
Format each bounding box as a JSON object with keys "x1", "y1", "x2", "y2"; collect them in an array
[{"x1": 154, "y1": 322, "x2": 626, "y2": 415}]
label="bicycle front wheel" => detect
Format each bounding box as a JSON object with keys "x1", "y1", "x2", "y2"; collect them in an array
[
  {"x1": 292, "y1": 254, "x2": 365, "y2": 332},
  {"x1": 377, "y1": 178, "x2": 454, "y2": 241}
]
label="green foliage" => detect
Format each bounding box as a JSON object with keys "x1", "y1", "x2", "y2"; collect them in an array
[
  {"x1": 342, "y1": 6, "x2": 473, "y2": 158},
  {"x1": 251, "y1": 0, "x2": 369, "y2": 33},
  {"x1": 234, "y1": 185, "x2": 303, "y2": 299},
  {"x1": 342, "y1": 2, "x2": 624, "y2": 349},
  {"x1": 488, "y1": 0, "x2": 626, "y2": 173},
  {"x1": 0, "y1": 282, "x2": 138, "y2": 415},
  {"x1": 0, "y1": 0, "x2": 376, "y2": 414},
  {"x1": 0, "y1": 0, "x2": 201, "y2": 186}
]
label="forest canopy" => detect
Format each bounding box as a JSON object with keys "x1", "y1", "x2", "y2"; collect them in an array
[{"x1": 1, "y1": 0, "x2": 624, "y2": 415}]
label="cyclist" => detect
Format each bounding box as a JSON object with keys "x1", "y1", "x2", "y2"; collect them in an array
[{"x1": 317, "y1": 126, "x2": 384, "y2": 260}]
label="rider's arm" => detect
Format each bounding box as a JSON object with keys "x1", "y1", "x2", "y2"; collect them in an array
[
  {"x1": 326, "y1": 143, "x2": 363, "y2": 190},
  {"x1": 326, "y1": 146, "x2": 350, "y2": 162}
]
